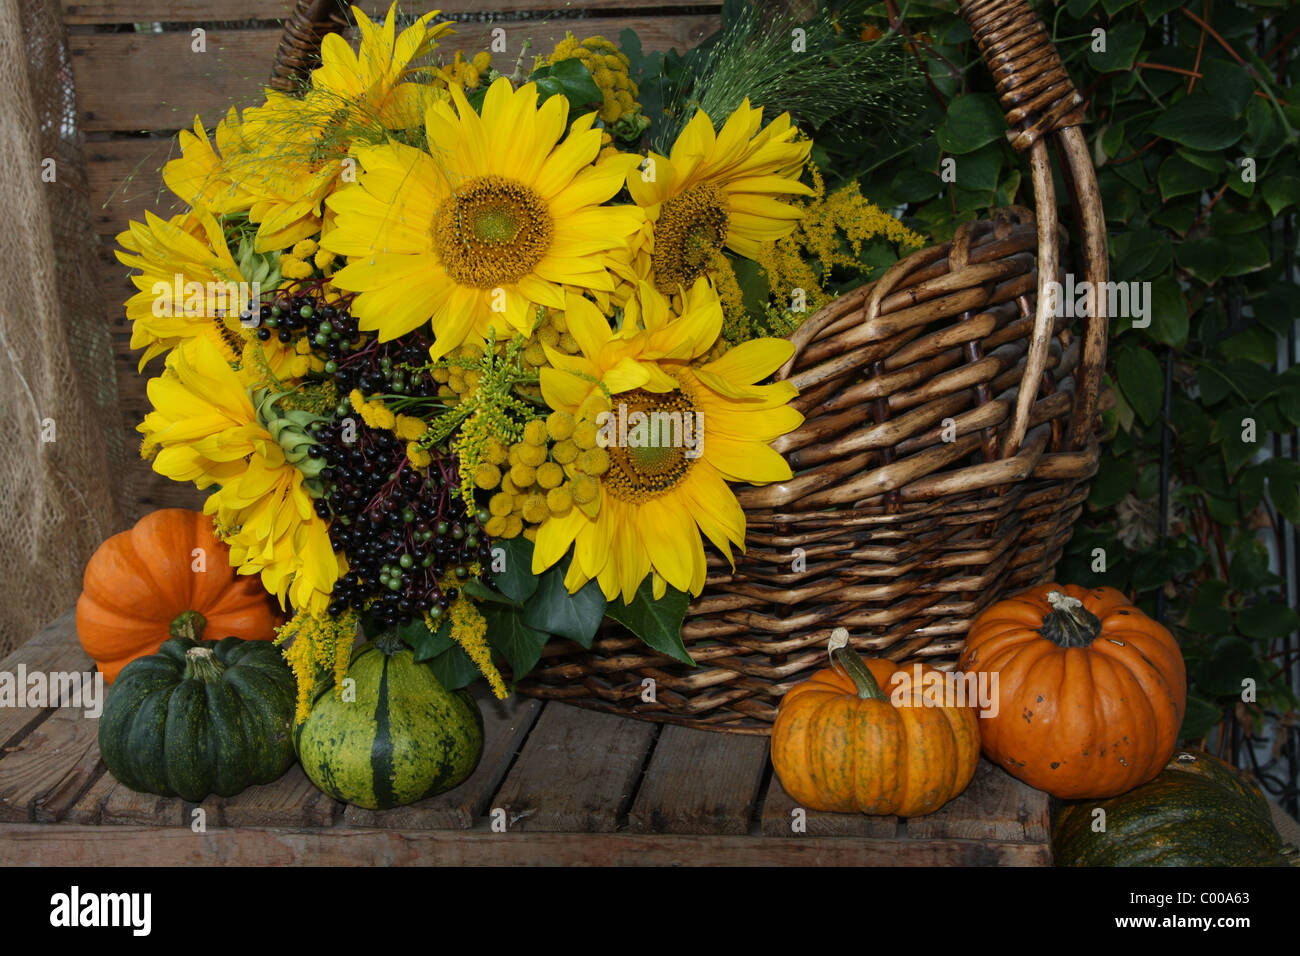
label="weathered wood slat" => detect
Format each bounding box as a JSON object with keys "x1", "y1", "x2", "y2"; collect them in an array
[
  {"x1": 66, "y1": 763, "x2": 118, "y2": 825},
  {"x1": 905, "y1": 760, "x2": 1051, "y2": 843},
  {"x1": 0, "y1": 706, "x2": 101, "y2": 824},
  {"x1": 0, "y1": 612, "x2": 92, "y2": 749},
  {"x1": 345, "y1": 691, "x2": 543, "y2": 829},
  {"x1": 62, "y1": 1, "x2": 718, "y2": 24},
  {"x1": 490, "y1": 703, "x2": 656, "y2": 832},
  {"x1": 626, "y1": 725, "x2": 768, "y2": 835},
  {"x1": 99, "y1": 784, "x2": 187, "y2": 827},
  {"x1": 86, "y1": 137, "x2": 183, "y2": 237},
  {"x1": 209, "y1": 765, "x2": 337, "y2": 828},
  {"x1": 0, "y1": 823, "x2": 1052, "y2": 866},
  {"x1": 70, "y1": 17, "x2": 718, "y2": 132},
  {"x1": 760, "y1": 774, "x2": 901, "y2": 838}
]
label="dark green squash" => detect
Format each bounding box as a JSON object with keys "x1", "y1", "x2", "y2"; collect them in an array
[
  {"x1": 1054, "y1": 749, "x2": 1300, "y2": 867},
  {"x1": 98, "y1": 630, "x2": 297, "y2": 801},
  {"x1": 295, "y1": 633, "x2": 484, "y2": 810}
]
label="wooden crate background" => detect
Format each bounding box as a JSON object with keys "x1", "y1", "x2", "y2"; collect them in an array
[{"x1": 64, "y1": 0, "x2": 721, "y2": 517}]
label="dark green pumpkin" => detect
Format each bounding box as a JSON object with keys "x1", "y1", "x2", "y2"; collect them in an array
[
  {"x1": 98, "y1": 630, "x2": 297, "y2": 801},
  {"x1": 1054, "y1": 749, "x2": 1300, "y2": 867},
  {"x1": 295, "y1": 635, "x2": 484, "y2": 810}
]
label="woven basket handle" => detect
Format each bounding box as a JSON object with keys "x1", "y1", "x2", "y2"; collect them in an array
[
  {"x1": 958, "y1": 0, "x2": 1108, "y2": 456},
  {"x1": 269, "y1": 0, "x2": 351, "y2": 91}
]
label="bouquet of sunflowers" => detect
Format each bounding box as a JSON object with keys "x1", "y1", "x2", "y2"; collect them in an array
[{"x1": 119, "y1": 1, "x2": 928, "y2": 727}]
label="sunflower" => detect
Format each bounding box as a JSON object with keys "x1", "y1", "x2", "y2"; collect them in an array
[
  {"x1": 312, "y1": 3, "x2": 453, "y2": 130},
  {"x1": 532, "y1": 280, "x2": 802, "y2": 602},
  {"x1": 137, "y1": 336, "x2": 341, "y2": 613},
  {"x1": 322, "y1": 76, "x2": 644, "y2": 358},
  {"x1": 623, "y1": 99, "x2": 813, "y2": 295},
  {"x1": 163, "y1": 110, "x2": 257, "y2": 215},
  {"x1": 115, "y1": 208, "x2": 296, "y2": 374}
]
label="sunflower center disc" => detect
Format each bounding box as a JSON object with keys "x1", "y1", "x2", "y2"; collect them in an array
[
  {"x1": 651, "y1": 183, "x2": 727, "y2": 292},
  {"x1": 604, "y1": 387, "x2": 697, "y2": 503},
  {"x1": 433, "y1": 175, "x2": 554, "y2": 288}
]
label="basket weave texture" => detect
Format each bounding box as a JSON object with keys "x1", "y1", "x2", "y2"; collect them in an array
[{"x1": 275, "y1": 0, "x2": 1111, "y2": 734}]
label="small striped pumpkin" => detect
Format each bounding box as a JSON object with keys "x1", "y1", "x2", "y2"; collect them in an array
[{"x1": 296, "y1": 636, "x2": 484, "y2": 810}]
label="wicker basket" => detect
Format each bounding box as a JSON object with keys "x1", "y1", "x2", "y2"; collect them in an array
[{"x1": 273, "y1": 0, "x2": 1109, "y2": 735}]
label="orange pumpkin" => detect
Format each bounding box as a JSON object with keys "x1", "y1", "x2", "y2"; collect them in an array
[
  {"x1": 76, "y1": 509, "x2": 286, "y2": 683},
  {"x1": 958, "y1": 583, "x2": 1186, "y2": 799},
  {"x1": 771, "y1": 629, "x2": 981, "y2": 816}
]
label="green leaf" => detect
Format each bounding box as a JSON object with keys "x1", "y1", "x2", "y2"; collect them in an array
[
  {"x1": 1223, "y1": 234, "x2": 1271, "y2": 276},
  {"x1": 1218, "y1": 326, "x2": 1278, "y2": 365},
  {"x1": 1141, "y1": 0, "x2": 1184, "y2": 20},
  {"x1": 1228, "y1": 541, "x2": 1280, "y2": 590},
  {"x1": 605, "y1": 579, "x2": 695, "y2": 666},
  {"x1": 1110, "y1": 229, "x2": 1171, "y2": 281},
  {"x1": 521, "y1": 562, "x2": 607, "y2": 647},
  {"x1": 936, "y1": 93, "x2": 1004, "y2": 154},
  {"x1": 460, "y1": 577, "x2": 522, "y2": 608},
  {"x1": 1157, "y1": 153, "x2": 1219, "y2": 201},
  {"x1": 1184, "y1": 603, "x2": 1232, "y2": 636},
  {"x1": 1180, "y1": 694, "x2": 1223, "y2": 740},
  {"x1": 1087, "y1": 453, "x2": 1136, "y2": 510},
  {"x1": 1117, "y1": 347, "x2": 1163, "y2": 426},
  {"x1": 427, "y1": 643, "x2": 480, "y2": 691},
  {"x1": 1087, "y1": 22, "x2": 1145, "y2": 73},
  {"x1": 1202, "y1": 59, "x2": 1256, "y2": 114},
  {"x1": 890, "y1": 168, "x2": 941, "y2": 202},
  {"x1": 1175, "y1": 237, "x2": 1229, "y2": 283},
  {"x1": 482, "y1": 605, "x2": 550, "y2": 682},
  {"x1": 490, "y1": 536, "x2": 539, "y2": 603},
  {"x1": 1213, "y1": 404, "x2": 1261, "y2": 474},
  {"x1": 1236, "y1": 602, "x2": 1300, "y2": 641},
  {"x1": 1149, "y1": 93, "x2": 1247, "y2": 150},
  {"x1": 529, "y1": 58, "x2": 603, "y2": 109},
  {"x1": 1264, "y1": 459, "x2": 1300, "y2": 524},
  {"x1": 1146, "y1": 276, "x2": 1188, "y2": 348},
  {"x1": 1262, "y1": 175, "x2": 1300, "y2": 216},
  {"x1": 400, "y1": 617, "x2": 452, "y2": 662}
]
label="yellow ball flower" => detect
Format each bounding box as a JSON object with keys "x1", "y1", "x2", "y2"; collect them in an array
[
  {"x1": 518, "y1": 442, "x2": 548, "y2": 467},
  {"x1": 572, "y1": 422, "x2": 599, "y2": 450},
  {"x1": 504, "y1": 515, "x2": 523, "y2": 538},
  {"x1": 509, "y1": 462, "x2": 536, "y2": 487},
  {"x1": 551, "y1": 438, "x2": 578, "y2": 464},
  {"x1": 535, "y1": 461, "x2": 563, "y2": 489},
  {"x1": 484, "y1": 437, "x2": 508, "y2": 464},
  {"x1": 489, "y1": 492, "x2": 513, "y2": 517},
  {"x1": 520, "y1": 493, "x2": 549, "y2": 524},
  {"x1": 292, "y1": 238, "x2": 318, "y2": 258},
  {"x1": 571, "y1": 474, "x2": 599, "y2": 505},
  {"x1": 484, "y1": 515, "x2": 508, "y2": 537},
  {"x1": 546, "y1": 485, "x2": 574, "y2": 515},
  {"x1": 576, "y1": 447, "x2": 609, "y2": 476},
  {"x1": 546, "y1": 411, "x2": 575, "y2": 441},
  {"x1": 522, "y1": 419, "x2": 548, "y2": 446},
  {"x1": 474, "y1": 462, "x2": 502, "y2": 490}
]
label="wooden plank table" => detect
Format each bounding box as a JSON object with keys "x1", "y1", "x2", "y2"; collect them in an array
[{"x1": 0, "y1": 612, "x2": 1052, "y2": 866}]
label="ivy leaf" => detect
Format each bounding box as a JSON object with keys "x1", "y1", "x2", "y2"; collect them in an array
[
  {"x1": 482, "y1": 605, "x2": 550, "y2": 682},
  {"x1": 521, "y1": 561, "x2": 607, "y2": 647},
  {"x1": 1180, "y1": 695, "x2": 1223, "y2": 740},
  {"x1": 1158, "y1": 153, "x2": 1219, "y2": 201},
  {"x1": 1146, "y1": 276, "x2": 1188, "y2": 348},
  {"x1": 1149, "y1": 94, "x2": 1246, "y2": 150},
  {"x1": 529, "y1": 58, "x2": 603, "y2": 110},
  {"x1": 1183, "y1": 603, "x2": 1232, "y2": 636},
  {"x1": 427, "y1": 643, "x2": 480, "y2": 691},
  {"x1": 1175, "y1": 237, "x2": 1229, "y2": 284},
  {"x1": 1236, "y1": 601, "x2": 1300, "y2": 642},
  {"x1": 1087, "y1": 22, "x2": 1144, "y2": 72},
  {"x1": 1264, "y1": 459, "x2": 1300, "y2": 524},
  {"x1": 1258, "y1": 174, "x2": 1300, "y2": 219},
  {"x1": 1117, "y1": 347, "x2": 1163, "y2": 426},
  {"x1": 605, "y1": 579, "x2": 695, "y2": 666},
  {"x1": 1087, "y1": 452, "x2": 1136, "y2": 509},
  {"x1": 490, "y1": 536, "x2": 539, "y2": 604},
  {"x1": 936, "y1": 93, "x2": 1004, "y2": 154},
  {"x1": 405, "y1": 617, "x2": 454, "y2": 662}
]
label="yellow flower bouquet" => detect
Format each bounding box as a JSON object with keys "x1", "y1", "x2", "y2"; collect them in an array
[{"x1": 118, "y1": 2, "x2": 927, "y2": 723}]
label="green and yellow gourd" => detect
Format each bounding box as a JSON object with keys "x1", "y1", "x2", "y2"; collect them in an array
[
  {"x1": 1054, "y1": 749, "x2": 1300, "y2": 867},
  {"x1": 98, "y1": 632, "x2": 297, "y2": 801},
  {"x1": 295, "y1": 633, "x2": 484, "y2": 810}
]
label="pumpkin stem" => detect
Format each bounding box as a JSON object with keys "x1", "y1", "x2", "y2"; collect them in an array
[
  {"x1": 827, "y1": 628, "x2": 888, "y2": 701},
  {"x1": 182, "y1": 646, "x2": 227, "y2": 683},
  {"x1": 169, "y1": 610, "x2": 207, "y2": 642},
  {"x1": 1040, "y1": 590, "x2": 1102, "y2": 648},
  {"x1": 373, "y1": 629, "x2": 407, "y2": 657}
]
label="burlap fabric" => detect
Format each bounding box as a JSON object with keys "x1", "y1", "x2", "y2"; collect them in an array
[{"x1": 0, "y1": 0, "x2": 129, "y2": 655}]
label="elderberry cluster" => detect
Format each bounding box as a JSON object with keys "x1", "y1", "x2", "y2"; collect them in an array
[
  {"x1": 310, "y1": 420, "x2": 494, "y2": 628},
  {"x1": 251, "y1": 286, "x2": 361, "y2": 363}
]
